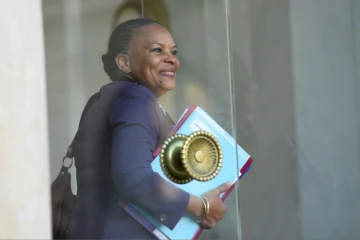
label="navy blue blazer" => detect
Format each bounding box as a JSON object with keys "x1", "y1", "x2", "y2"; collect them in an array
[{"x1": 69, "y1": 80, "x2": 190, "y2": 239}]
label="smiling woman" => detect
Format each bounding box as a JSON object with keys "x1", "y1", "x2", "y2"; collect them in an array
[
  {"x1": 113, "y1": 22, "x2": 179, "y2": 98},
  {"x1": 68, "y1": 18, "x2": 230, "y2": 239}
]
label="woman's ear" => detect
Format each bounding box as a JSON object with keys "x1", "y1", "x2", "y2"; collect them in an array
[{"x1": 115, "y1": 54, "x2": 131, "y2": 73}]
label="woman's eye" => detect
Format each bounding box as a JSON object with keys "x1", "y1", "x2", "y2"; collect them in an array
[
  {"x1": 172, "y1": 50, "x2": 178, "y2": 55},
  {"x1": 152, "y1": 48, "x2": 162, "y2": 53}
]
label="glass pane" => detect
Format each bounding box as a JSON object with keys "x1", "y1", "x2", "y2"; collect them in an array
[
  {"x1": 43, "y1": 0, "x2": 250, "y2": 239},
  {"x1": 43, "y1": 0, "x2": 146, "y2": 194},
  {"x1": 229, "y1": 0, "x2": 360, "y2": 240},
  {"x1": 142, "y1": 0, "x2": 243, "y2": 239}
]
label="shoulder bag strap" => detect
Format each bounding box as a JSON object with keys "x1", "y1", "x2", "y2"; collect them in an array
[{"x1": 62, "y1": 92, "x2": 99, "y2": 168}]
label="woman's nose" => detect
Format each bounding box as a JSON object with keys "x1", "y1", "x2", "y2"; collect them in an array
[{"x1": 164, "y1": 53, "x2": 178, "y2": 65}]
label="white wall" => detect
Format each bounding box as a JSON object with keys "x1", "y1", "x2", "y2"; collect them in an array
[{"x1": 0, "y1": 0, "x2": 51, "y2": 238}]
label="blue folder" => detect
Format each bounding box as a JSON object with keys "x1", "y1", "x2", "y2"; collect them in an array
[{"x1": 120, "y1": 105, "x2": 253, "y2": 239}]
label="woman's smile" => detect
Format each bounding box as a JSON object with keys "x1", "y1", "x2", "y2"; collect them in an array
[{"x1": 159, "y1": 68, "x2": 176, "y2": 78}]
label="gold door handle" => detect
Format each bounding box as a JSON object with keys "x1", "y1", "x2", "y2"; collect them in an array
[{"x1": 160, "y1": 131, "x2": 223, "y2": 184}]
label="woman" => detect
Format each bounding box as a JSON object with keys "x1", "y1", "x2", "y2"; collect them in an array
[{"x1": 69, "y1": 18, "x2": 230, "y2": 239}]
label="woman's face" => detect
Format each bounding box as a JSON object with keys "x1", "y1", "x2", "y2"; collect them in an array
[{"x1": 127, "y1": 24, "x2": 180, "y2": 98}]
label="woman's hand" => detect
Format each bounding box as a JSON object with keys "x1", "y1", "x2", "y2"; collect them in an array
[
  {"x1": 186, "y1": 182, "x2": 231, "y2": 229},
  {"x1": 200, "y1": 182, "x2": 231, "y2": 229}
]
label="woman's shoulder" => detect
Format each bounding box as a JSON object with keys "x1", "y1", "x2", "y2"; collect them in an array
[
  {"x1": 106, "y1": 81, "x2": 161, "y2": 128},
  {"x1": 106, "y1": 80, "x2": 157, "y2": 104},
  {"x1": 98, "y1": 80, "x2": 158, "y2": 113}
]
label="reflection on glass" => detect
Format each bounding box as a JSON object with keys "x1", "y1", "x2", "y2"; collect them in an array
[
  {"x1": 143, "y1": 1, "x2": 241, "y2": 239},
  {"x1": 43, "y1": 0, "x2": 241, "y2": 239}
]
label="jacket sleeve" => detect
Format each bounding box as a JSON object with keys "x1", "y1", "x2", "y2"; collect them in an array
[{"x1": 108, "y1": 97, "x2": 190, "y2": 230}]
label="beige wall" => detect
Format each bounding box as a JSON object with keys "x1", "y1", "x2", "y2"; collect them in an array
[{"x1": 0, "y1": 0, "x2": 51, "y2": 238}]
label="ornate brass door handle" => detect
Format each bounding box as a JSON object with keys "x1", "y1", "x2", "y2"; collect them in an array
[{"x1": 160, "y1": 131, "x2": 223, "y2": 184}]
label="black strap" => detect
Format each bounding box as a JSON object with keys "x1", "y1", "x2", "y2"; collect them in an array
[
  {"x1": 62, "y1": 92, "x2": 99, "y2": 168},
  {"x1": 65, "y1": 132, "x2": 78, "y2": 159},
  {"x1": 62, "y1": 132, "x2": 77, "y2": 169}
]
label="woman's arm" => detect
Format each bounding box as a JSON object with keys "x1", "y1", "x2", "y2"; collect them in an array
[
  {"x1": 109, "y1": 97, "x2": 229, "y2": 229},
  {"x1": 109, "y1": 97, "x2": 205, "y2": 229}
]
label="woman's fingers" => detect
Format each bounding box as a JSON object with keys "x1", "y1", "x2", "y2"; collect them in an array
[
  {"x1": 215, "y1": 182, "x2": 232, "y2": 195},
  {"x1": 199, "y1": 182, "x2": 231, "y2": 229},
  {"x1": 201, "y1": 218, "x2": 217, "y2": 229}
]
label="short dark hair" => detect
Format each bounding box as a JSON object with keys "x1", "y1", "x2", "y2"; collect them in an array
[{"x1": 102, "y1": 18, "x2": 161, "y2": 81}]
